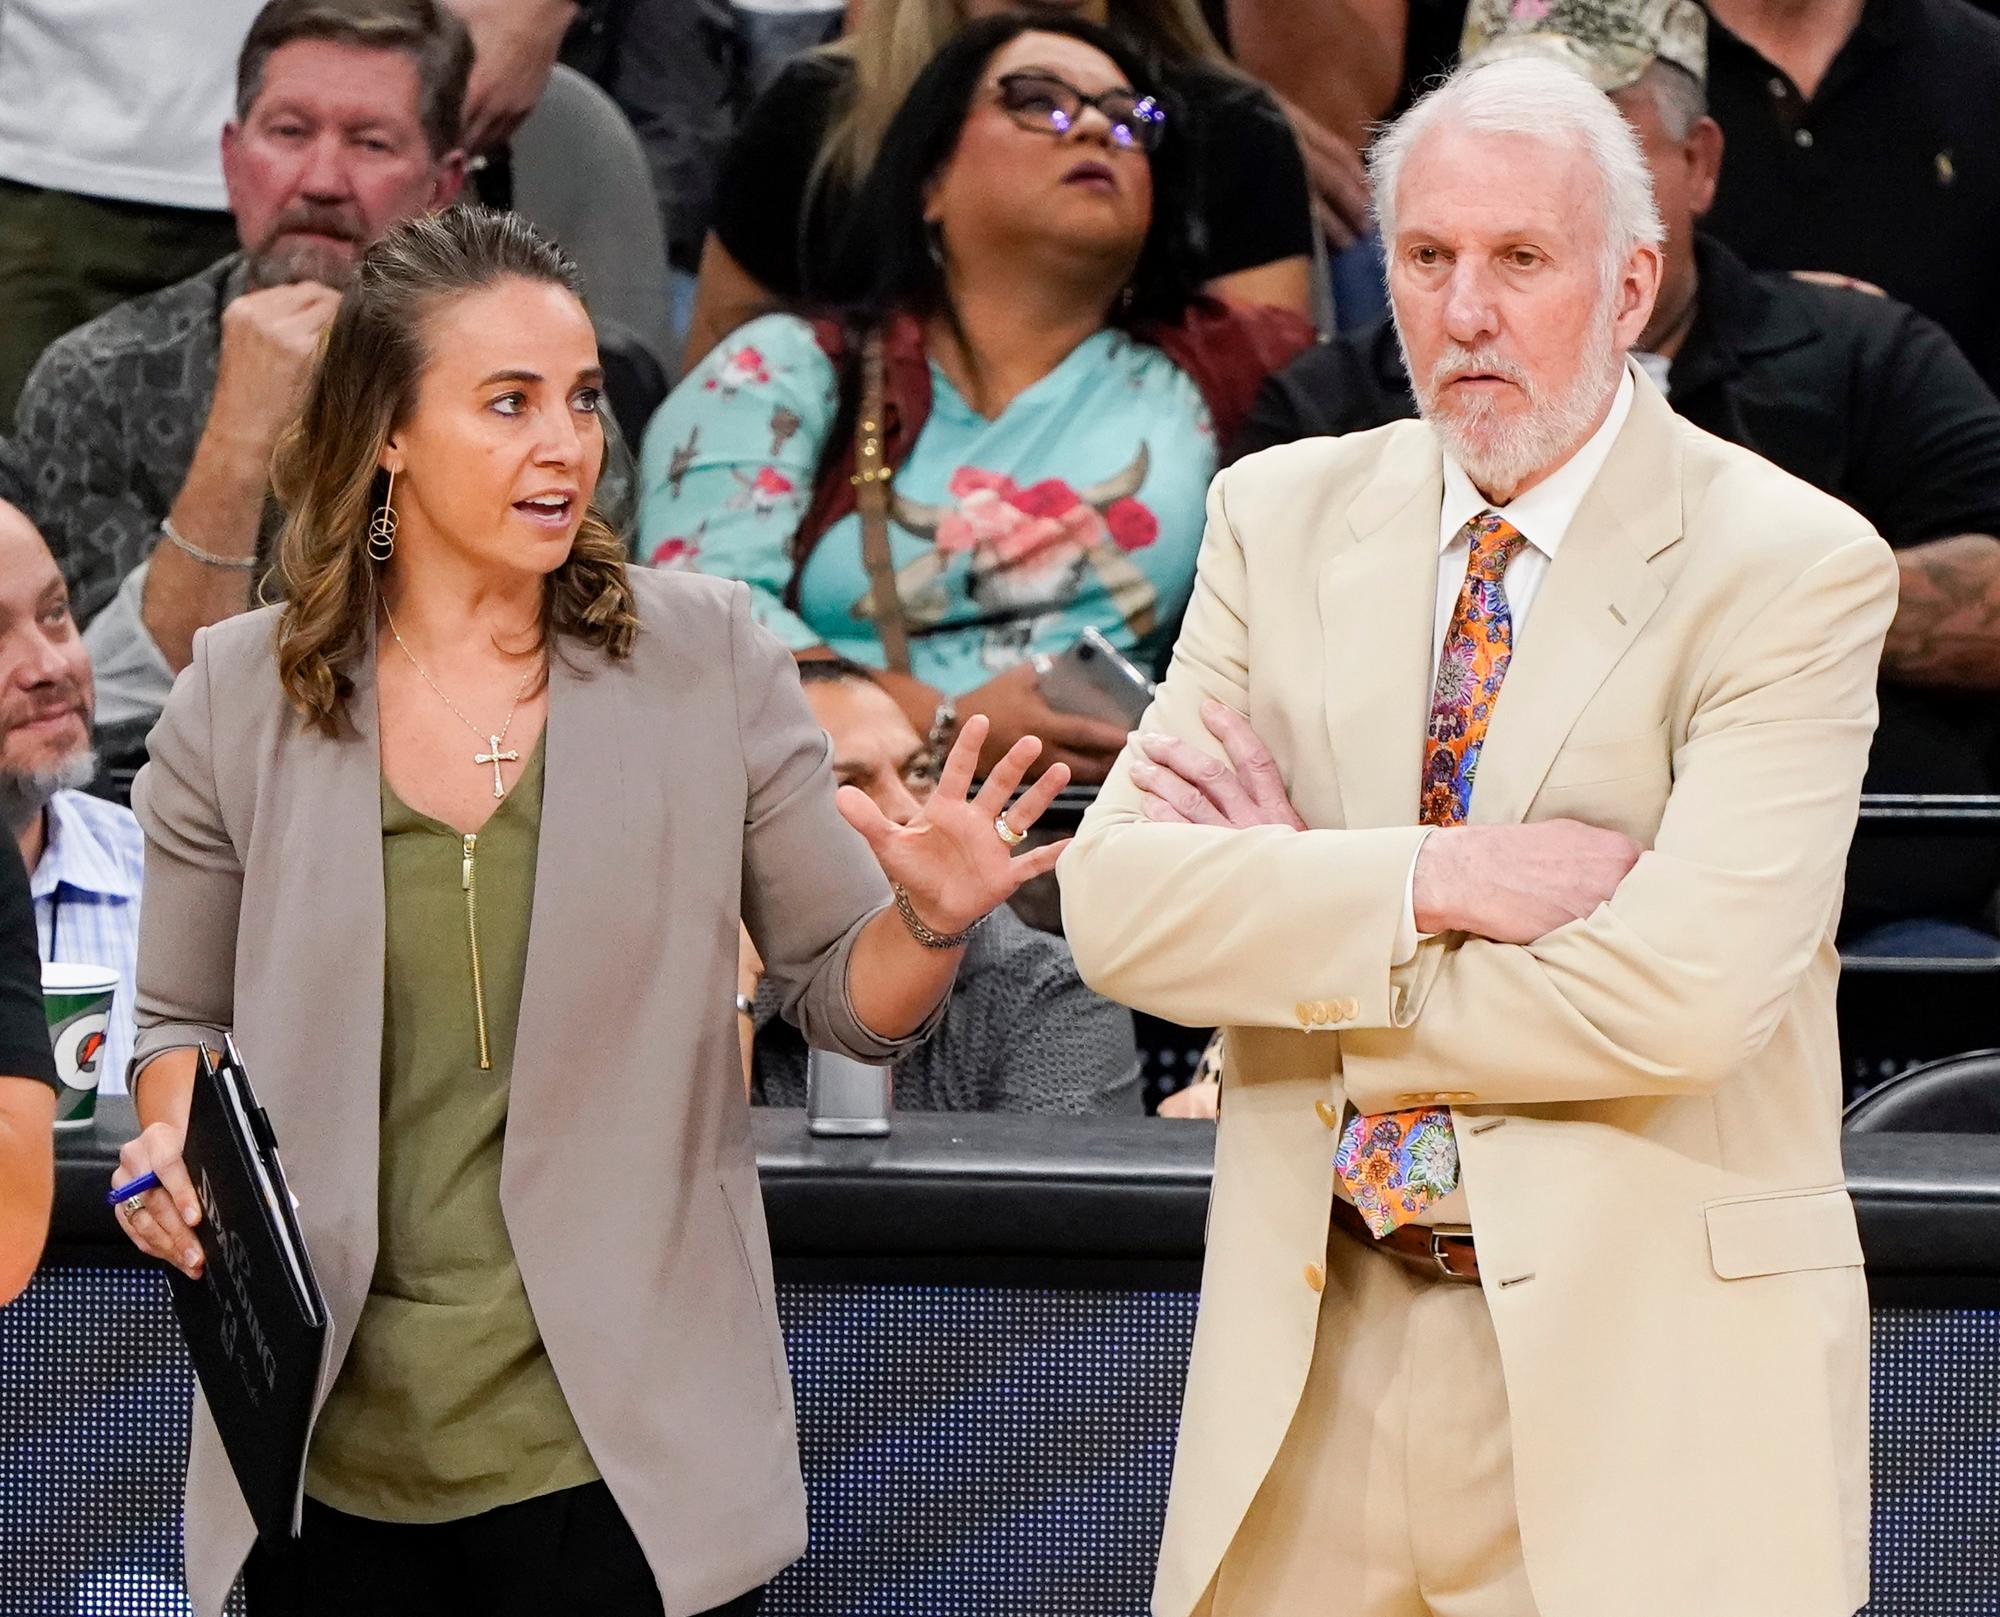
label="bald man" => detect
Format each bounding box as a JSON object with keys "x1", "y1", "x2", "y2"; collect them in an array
[{"x1": 0, "y1": 500, "x2": 144, "y2": 1095}]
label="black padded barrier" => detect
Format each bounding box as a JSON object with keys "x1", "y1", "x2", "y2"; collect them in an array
[{"x1": 4, "y1": 1104, "x2": 1996, "y2": 1616}]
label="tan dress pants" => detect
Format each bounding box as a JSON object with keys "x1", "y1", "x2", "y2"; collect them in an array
[{"x1": 1204, "y1": 1221, "x2": 1541, "y2": 1617}]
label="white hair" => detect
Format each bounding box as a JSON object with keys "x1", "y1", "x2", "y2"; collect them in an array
[{"x1": 1369, "y1": 55, "x2": 1664, "y2": 298}]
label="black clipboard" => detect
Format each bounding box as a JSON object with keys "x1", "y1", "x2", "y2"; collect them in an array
[{"x1": 164, "y1": 1037, "x2": 328, "y2": 1541}]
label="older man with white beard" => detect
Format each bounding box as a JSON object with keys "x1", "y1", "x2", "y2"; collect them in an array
[
  {"x1": 0, "y1": 500, "x2": 143, "y2": 1094},
  {"x1": 1060, "y1": 54, "x2": 1895, "y2": 1617}
]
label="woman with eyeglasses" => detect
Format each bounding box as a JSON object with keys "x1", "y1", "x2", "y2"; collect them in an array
[
  {"x1": 637, "y1": 16, "x2": 1312, "y2": 789},
  {"x1": 679, "y1": 0, "x2": 1322, "y2": 372}
]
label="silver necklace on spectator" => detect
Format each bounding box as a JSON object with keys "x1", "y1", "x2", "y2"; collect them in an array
[{"x1": 381, "y1": 603, "x2": 538, "y2": 799}]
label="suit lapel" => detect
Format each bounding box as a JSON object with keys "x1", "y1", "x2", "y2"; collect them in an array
[
  {"x1": 505, "y1": 642, "x2": 636, "y2": 1152},
  {"x1": 285, "y1": 633, "x2": 388, "y2": 1329},
  {"x1": 1470, "y1": 374, "x2": 1682, "y2": 825},
  {"x1": 1320, "y1": 429, "x2": 1444, "y2": 829}
]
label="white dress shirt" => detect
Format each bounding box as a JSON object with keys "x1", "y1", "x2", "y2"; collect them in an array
[
  {"x1": 1356, "y1": 368, "x2": 1637, "y2": 1223},
  {"x1": 1394, "y1": 365, "x2": 1638, "y2": 960},
  {"x1": 30, "y1": 789, "x2": 146, "y2": 1094}
]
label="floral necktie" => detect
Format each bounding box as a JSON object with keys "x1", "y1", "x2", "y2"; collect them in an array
[{"x1": 1334, "y1": 512, "x2": 1527, "y2": 1236}]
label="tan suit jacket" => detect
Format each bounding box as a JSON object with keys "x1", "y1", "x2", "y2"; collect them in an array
[
  {"x1": 131, "y1": 568, "x2": 927, "y2": 1617},
  {"x1": 1060, "y1": 374, "x2": 1898, "y2": 1617}
]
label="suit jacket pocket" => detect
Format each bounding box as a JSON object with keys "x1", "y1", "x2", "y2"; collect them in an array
[
  {"x1": 718, "y1": 1167, "x2": 795, "y2": 1416},
  {"x1": 1538, "y1": 719, "x2": 1672, "y2": 791},
  {"x1": 1705, "y1": 1184, "x2": 1863, "y2": 1279}
]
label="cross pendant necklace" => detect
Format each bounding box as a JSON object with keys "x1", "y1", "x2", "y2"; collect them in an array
[
  {"x1": 382, "y1": 605, "x2": 538, "y2": 799},
  {"x1": 475, "y1": 736, "x2": 520, "y2": 797}
]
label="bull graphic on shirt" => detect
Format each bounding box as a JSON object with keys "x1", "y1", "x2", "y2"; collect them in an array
[{"x1": 850, "y1": 444, "x2": 1160, "y2": 670}]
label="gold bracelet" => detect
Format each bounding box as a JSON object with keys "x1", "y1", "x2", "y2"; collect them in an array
[{"x1": 892, "y1": 883, "x2": 982, "y2": 950}]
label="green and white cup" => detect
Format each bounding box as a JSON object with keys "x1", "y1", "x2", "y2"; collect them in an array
[{"x1": 43, "y1": 962, "x2": 118, "y2": 1131}]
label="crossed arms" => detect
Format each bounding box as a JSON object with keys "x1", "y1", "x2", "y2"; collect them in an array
[{"x1": 1057, "y1": 486, "x2": 1901, "y2": 1108}]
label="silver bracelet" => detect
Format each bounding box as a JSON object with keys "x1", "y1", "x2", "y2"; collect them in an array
[
  {"x1": 160, "y1": 516, "x2": 257, "y2": 571},
  {"x1": 892, "y1": 882, "x2": 983, "y2": 951}
]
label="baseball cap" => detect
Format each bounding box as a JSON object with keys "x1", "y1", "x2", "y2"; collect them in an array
[{"x1": 1459, "y1": 0, "x2": 1707, "y2": 92}]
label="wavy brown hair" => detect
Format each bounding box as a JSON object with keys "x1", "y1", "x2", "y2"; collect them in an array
[{"x1": 273, "y1": 206, "x2": 638, "y2": 734}]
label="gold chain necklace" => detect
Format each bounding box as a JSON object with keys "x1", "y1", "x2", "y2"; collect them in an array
[{"x1": 381, "y1": 604, "x2": 538, "y2": 799}]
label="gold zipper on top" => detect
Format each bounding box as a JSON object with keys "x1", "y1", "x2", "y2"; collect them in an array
[{"x1": 461, "y1": 832, "x2": 492, "y2": 1071}]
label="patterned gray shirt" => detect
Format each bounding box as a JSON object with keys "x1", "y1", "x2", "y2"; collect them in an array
[
  {"x1": 752, "y1": 903, "x2": 1142, "y2": 1115},
  {"x1": 0, "y1": 254, "x2": 249, "y2": 628}
]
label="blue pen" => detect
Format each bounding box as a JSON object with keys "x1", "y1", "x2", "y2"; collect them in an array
[{"x1": 107, "y1": 1171, "x2": 161, "y2": 1207}]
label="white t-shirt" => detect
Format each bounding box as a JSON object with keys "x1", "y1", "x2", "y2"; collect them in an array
[{"x1": 0, "y1": 0, "x2": 263, "y2": 210}]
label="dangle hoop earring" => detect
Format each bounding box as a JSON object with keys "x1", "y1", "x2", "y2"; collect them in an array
[{"x1": 367, "y1": 468, "x2": 398, "y2": 562}]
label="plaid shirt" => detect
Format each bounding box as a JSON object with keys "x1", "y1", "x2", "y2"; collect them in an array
[
  {"x1": 751, "y1": 903, "x2": 1141, "y2": 1115},
  {"x1": 1, "y1": 254, "x2": 249, "y2": 630},
  {"x1": 30, "y1": 788, "x2": 144, "y2": 1094}
]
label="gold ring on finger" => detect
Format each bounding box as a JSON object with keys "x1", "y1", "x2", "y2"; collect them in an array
[
  {"x1": 994, "y1": 813, "x2": 1027, "y2": 848},
  {"x1": 117, "y1": 1196, "x2": 142, "y2": 1221}
]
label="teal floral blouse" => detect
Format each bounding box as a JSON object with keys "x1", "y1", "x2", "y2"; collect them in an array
[{"x1": 635, "y1": 313, "x2": 1218, "y2": 693}]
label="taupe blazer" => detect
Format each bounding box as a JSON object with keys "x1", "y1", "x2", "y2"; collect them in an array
[
  {"x1": 1060, "y1": 372, "x2": 1899, "y2": 1617},
  {"x1": 131, "y1": 568, "x2": 928, "y2": 1617}
]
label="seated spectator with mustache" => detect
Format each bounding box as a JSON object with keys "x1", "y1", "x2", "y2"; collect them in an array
[
  {"x1": 0, "y1": 0, "x2": 471, "y2": 791},
  {"x1": 0, "y1": 500, "x2": 143, "y2": 1095},
  {"x1": 638, "y1": 15, "x2": 1311, "y2": 789}
]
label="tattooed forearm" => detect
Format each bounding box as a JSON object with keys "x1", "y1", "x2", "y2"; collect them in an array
[{"x1": 1882, "y1": 534, "x2": 2000, "y2": 690}]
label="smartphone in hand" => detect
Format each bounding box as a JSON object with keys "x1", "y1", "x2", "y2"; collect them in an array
[{"x1": 1033, "y1": 628, "x2": 1156, "y2": 730}]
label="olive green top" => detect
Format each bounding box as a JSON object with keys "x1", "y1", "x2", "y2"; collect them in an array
[{"x1": 306, "y1": 736, "x2": 599, "y2": 1522}]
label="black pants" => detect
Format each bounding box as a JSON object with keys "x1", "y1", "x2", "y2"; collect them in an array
[{"x1": 243, "y1": 1483, "x2": 765, "y2": 1617}]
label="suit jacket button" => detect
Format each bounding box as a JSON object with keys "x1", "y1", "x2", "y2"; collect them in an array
[
  {"x1": 1295, "y1": 1001, "x2": 1314, "y2": 1027},
  {"x1": 1304, "y1": 1262, "x2": 1325, "y2": 1293},
  {"x1": 1314, "y1": 1099, "x2": 1339, "y2": 1129},
  {"x1": 1343, "y1": 997, "x2": 1361, "y2": 1020}
]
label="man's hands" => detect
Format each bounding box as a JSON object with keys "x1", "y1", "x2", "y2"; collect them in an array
[
  {"x1": 208, "y1": 284, "x2": 343, "y2": 463},
  {"x1": 449, "y1": 0, "x2": 578, "y2": 154},
  {"x1": 1412, "y1": 820, "x2": 1642, "y2": 943},
  {"x1": 1131, "y1": 700, "x2": 1306, "y2": 830},
  {"x1": 145, "y1": 283, "x2": 343, "y2": 672},
  {"x1": 1132, "y1": 702, "x2": 1643, "y2": 945},
  {"x1": 959, "y1": 662, "x2": 1129, "y2": 785},
  {"x1": 1157, "y1": 1080, "x2": 1220, "y2": 1120}
]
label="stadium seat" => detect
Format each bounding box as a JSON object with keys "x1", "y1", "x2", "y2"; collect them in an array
[
  {"x1": 1843, "y1": 1048, "x2": 2000, "y2": 1133},
  {"x1": 511, "y1": 65, "x2": 676, "y2": 376}
]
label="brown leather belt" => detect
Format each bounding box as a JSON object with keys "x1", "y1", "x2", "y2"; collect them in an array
[{"x1": 1329, "y1": 1195, "x2": 1481, "y2": 1284}]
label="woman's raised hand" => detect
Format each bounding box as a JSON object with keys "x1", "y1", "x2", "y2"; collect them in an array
[{"x1": 835, "y1": 714, "x2": 1072, "y2": 938}]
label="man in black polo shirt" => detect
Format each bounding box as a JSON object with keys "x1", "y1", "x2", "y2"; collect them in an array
[
  {"x1": 1702, "y1": 0, "x2": 2000, "y2": 392},
  {"x1": 0, "y1": 836, "x2": 58, "y2": 1303},
  {"x1": 1236, "y1": 0, "x2": 2000, "y2": 952}
]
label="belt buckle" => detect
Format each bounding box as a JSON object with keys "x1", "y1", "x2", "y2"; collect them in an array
[{"x1": 1428, "y1": 1223, "x2": 1477, "y2": 1282}]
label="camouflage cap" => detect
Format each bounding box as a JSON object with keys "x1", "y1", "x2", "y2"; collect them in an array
[{"x1": 1459, "y1": 0, "x2": 1707, "y2": 92}]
